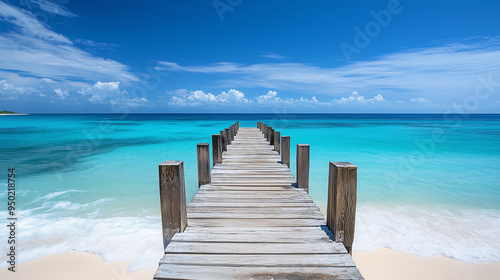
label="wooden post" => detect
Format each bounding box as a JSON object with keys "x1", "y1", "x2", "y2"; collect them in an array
[
  {"x1": 212, "y1": 134, "x2": 222, "y2": 166},
  {"x1": 264, "y1": 124, "x2": 268, "y2": 139},
  {"x1": 197, "y1": 143, "x2": 211, "y2": 187},
  {"x1": 236, "y1": 121, "x2": 239, "y2": 133},
  {"x1": 274, "y1": 131, "x2": 281, "y2": 154},
  {"x1": 159, "y1": 161, "x2": 187, "y2": 248},
  {"x1": 225, "y1": 128, "x2": 231, "y2": 145},
  {"x1": 281, "y1": 136, "x2": 290, "y2": 167},
  {"x1": 296, "y1": 144, "x2": 310, "y2": 192},
  {"x1": 257, "y1": 121, "x2": 261, "y2": 129},
  {"x1": 327, "y1": 162, "x2": 357, "y2": 254},
  {"x1": 270, "y1": 128, "x2": 275, "y2": 145},
  {"x1": 230, "y1": 126, "x2": 235, "y2": 141},
  {"x1": 220, "y1": 130, "x2": 227, "y2": 152}
]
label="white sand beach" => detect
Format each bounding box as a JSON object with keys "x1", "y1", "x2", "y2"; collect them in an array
[{"x1": 2, "y1": 249, "x2": 500, "y2": 280}]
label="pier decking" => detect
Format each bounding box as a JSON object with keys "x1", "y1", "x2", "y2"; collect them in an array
[{"x1": 154, "y1": 123, "x2": 363, "y2": 279}]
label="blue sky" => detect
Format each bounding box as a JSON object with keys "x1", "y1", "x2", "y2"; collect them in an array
[{"x1": 0, "y1": 0, "x2": 499, "y2": 113}]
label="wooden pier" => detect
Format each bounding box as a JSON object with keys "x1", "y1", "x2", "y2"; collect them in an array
[{"x1": 154, "y1": 122, "x2": 363, "y2": 279}]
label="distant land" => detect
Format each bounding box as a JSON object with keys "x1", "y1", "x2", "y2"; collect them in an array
[{"x1": 0, "y1": 110, "x2": 28, "y2": 115}]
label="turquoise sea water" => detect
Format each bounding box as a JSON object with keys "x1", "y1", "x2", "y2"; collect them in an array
[{"x1": 1, "y1": 114, "x2": 499, "y2": 269}]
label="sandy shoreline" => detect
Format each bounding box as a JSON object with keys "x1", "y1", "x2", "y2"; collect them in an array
[
  {"x1": 1, "y1": 248, "x2": 499, "y2": 280},
  {"x1": 0, "y1": 113, "x2": 29, "y2": 115}
]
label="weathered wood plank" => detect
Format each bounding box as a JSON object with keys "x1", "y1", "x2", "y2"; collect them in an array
[
  {"x1": 187, "y1": 218, "x2": 325, "y2": 227},
  {"x1": 183, "y1": 226, "x2": 325, "y2": 233},
  {"x1": 170, "y1": 231, "x2": 329, "y2": 241},
  {"x1": 165, "y1": 241, "x2": 347, "y2": 254},
  {"x1": 159, "y1": 253, "x2": 356, "y2": 267},
  {"x1": 154, "y1": 265, "x2": 363, "y2": 280}
]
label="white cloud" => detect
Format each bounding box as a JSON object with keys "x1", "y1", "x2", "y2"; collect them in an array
[
  {"x1": 165, "y1": 89, "x2": 187, "y2": 96},
  {"x1": 410, "y1": 97, "x2": 432, "y2": 103},
  {"x1": 79, "y1": 81, "x2": 149, "y2": 106},
  {"x1": 261, "y1": 52, "x2": 286, "y2": 60},
  {"x1": 28, "y1": 0, "x2": 77, "y2": 18},
  {"x1": 54, "y1": 88, "x2": 68, "y2": 99},
  {"x1": 255, "y1": 91, "x2": 280, "y2": 104},
  {"x1": 0, "y1": 1, "x2": 71, "y2": 43},
  {"x1": 254, "y1": 91, "x2": 322, "y2": 106},
  {"x1": 169, "y1": 89, "x2": 249, "y2": 106},
  {"x1": 80, "y1": 81, "x2": 124, "y2": 104},
  {"x1": 41, "y1": 78, "x2": 54, "y2": 83},
  {"x1": 169, "y1": 89, "x2": 385, "y2": 108},
  {"x1": 333, "y1": 92, "x2": 385, "y2": 104},
  {"x1": 0, "y1": 79, "x2": 36, "y2": 97},
  {"x1": 0, "y1": 1, "x2": 138, "y2": 102},
  {"x1": 156, "y1": 38, "x2": 500, "y2": 104},
  {"x1": 75, "y1": 39, "x2": 117, "y2": 48}
]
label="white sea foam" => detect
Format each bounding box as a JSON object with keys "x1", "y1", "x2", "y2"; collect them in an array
[
  {"x1": 51, "y1": 198, "x2": 113, "y2": 211},
  {"x1": 0, "y1": 214, "x2": 163, "y2": 271},
  {"x1": 354, "y1": 204, "x2": 500, "y2": 263},
  {"x1": 39, "y1": 190, "x2": 85, "y2": 201}
]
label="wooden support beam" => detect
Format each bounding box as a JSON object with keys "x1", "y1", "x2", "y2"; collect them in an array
[
  {"x1": 220, "y1": 130, "x2": 227, "y2": 152},
  {"x1": 281, "y1": 136, "x2": 290, "y2": 167},
  {"x1": 296, "y1": 144, "x2": 310, "y2": 192},
  {"x1": 230, "y1": 126, "x2": 235, "y2": 141},
  {"x1": 212, "y1": 134, "x2": 222, "y2": 166},
  {"x1": 270, "y1": 128, "x2": 275, "y2": 146},
  {"x1": 264, "y1": 125, "x2": 268, "y2": 139},
  {"x1": 274, "y1": 131, "x2": 281, "y2": 154},
  {"x1": 197, "y1": 143, "x2": 211, "y2": 187},
  {"x1": 327, "y1": 162, "x2": 357, "y2": 254},
  {"x1": 158, "y1": 161, "x2": 187, "y2": 248}
]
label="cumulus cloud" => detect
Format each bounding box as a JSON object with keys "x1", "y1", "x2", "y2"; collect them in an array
[
  {"x1": 409, "y1": 97, "x2": 436, "y2": 108},
  {"x1": 410, "y1": 97, "x2": 433, "y2": 103},
  {"x1": 79, "y1": 81, "x2": 148, "y2": 106},
  {"x1": 333, "y1": 92, "x2": 385, "y2": 104},
  {"x1": 80, "y1": 81, "x2": 124, "y2": 103},
  {"x1": 169, "y1": 89, "x2": 249, "y2": 106},
  {"x1": 255, "y1": 91, "x2": 322, "y2": 106},
  {"x1": 41, "y1": 78, "x2": 54, "y2": 83},
  {"x1": 169, "y1": 89, "x2": 385, "y2": 108},
  {"x1": 0, "y1": 80, "x2": 36, "y2": 97},
  {"x1": 54, "y1": 88, "x2": 68, "y2": 99}
]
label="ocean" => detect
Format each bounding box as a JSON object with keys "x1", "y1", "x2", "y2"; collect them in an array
[{"x1": 1, "y1": 114, "x2": 499, "y2": 270}]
